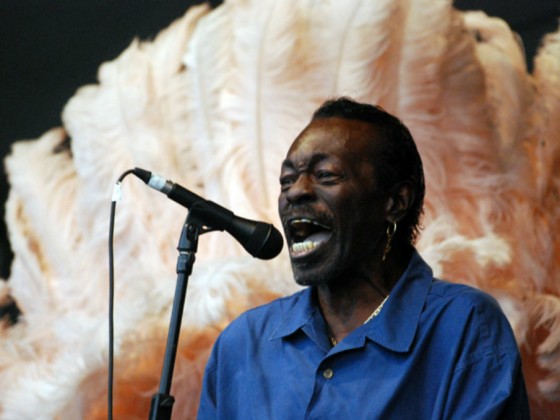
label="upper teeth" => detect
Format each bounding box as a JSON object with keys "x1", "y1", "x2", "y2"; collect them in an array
[{"x1": 290, "y1": 218, "x2": 329, "y2": 229}]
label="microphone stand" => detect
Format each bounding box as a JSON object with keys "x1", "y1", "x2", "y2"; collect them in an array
[{"x1": 149, "y1": 208, "x2": 207, "y2": 420}]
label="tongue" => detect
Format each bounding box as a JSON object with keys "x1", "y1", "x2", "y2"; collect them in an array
[{"x1": 305, "y1": 231, "x2": 331, "y2": 244}]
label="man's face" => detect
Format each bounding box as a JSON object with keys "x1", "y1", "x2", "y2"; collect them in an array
[{"x1": 278, "y1": 117, "x2": 389, "y2": 286}]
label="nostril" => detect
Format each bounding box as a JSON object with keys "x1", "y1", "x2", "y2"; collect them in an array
[{"x1": 287, "y1": 181, "x2": 315, "y2": 202}]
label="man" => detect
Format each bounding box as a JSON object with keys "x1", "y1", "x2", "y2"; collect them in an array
[{"x1": 197, "y1": 97, "x2": 530, "y2": 419}]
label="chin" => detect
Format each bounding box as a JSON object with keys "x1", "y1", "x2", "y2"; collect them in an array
[
  {"x1": 293, "y1": 274, "x2": 322, "y2": 287},
  {"x1": 290, "y1": 260, "x2": 341, "y2": 287},
  {"x1": 291, "y1": 263, "x2": 321, "y2": 286}
]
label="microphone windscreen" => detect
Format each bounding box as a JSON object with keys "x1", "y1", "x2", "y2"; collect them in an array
[{"x1": 250, "y1": 223, "x2": 284, "y2": 260}]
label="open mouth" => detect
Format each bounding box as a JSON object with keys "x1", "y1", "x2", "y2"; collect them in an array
[{"x1": 287, "y1": 218, "x2": 332, "y2": 257}]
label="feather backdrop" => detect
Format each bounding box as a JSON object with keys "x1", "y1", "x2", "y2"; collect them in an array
[{"x1": 1, "y1": 0, "x2": 559, "y2": 418}]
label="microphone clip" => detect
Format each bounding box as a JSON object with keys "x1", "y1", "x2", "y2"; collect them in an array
[{"x1": 182, "y1": 202, "x2": 223, "y2": 238}]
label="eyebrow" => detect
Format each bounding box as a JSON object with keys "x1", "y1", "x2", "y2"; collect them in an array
[{"x1": 281, "y1": 152, "x2": 330, "y2": 170}]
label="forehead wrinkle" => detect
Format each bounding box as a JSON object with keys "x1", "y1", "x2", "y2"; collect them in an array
[{"x1": 282, "y1": 152, "x2": 331, "y2": 172}]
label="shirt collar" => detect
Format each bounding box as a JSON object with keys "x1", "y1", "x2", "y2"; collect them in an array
[
  {"x1": 364, "y1": 250, "x2": 432, "y2": 352},
  {"x1": 270, "y1": 250, "x2": 433, "y2": 353},
  {"x1": 269, "y1": 287, "x2": 317, "y2": 340}
]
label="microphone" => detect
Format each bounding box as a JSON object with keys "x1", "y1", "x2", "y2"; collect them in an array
[{"x1": 132, "y1": 168, "x2": 283, "y2": 260}]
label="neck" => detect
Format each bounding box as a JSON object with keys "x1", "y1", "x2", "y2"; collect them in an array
[{"x1": 318, "y1": 245, "x2": 412, "y2": 344}]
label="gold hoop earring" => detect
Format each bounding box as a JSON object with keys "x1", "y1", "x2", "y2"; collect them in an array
[{"x1": 382, "y1": 221, "x2": 397, "y2": 262}]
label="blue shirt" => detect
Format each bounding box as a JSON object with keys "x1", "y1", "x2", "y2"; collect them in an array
[{"x1": 197, "y1": 251, "x2": 530, "y2": 419}]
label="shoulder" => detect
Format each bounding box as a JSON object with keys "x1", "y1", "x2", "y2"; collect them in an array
[
  {"x1": 216, "y1": 288, "x2": 307, "y2": 344},
  {"x1": 428, "y1": 279, "x2": 504, "y2": 316},
  {"x1": 236, "y1": 287, "x2": 307, "y2": 325},
  {"x1": 407, "y1": 251, "x2": 503, "y2": 315},
  {"x1": 424, "y1": 279, "x2": 519, "y2": 353}
]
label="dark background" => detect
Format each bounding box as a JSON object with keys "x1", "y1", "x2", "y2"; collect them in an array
[{"x1": 0, "y1": 0, "x2": 559, "y2": 319}]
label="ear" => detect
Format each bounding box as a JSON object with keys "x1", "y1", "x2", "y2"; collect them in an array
[{"x1": 384, "y1": 182, "x2": 415, "y2": 223}]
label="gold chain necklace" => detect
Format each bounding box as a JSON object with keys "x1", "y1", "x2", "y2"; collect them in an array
[{"x1": 329, "y1": 295, "x2": 389, "y2": 346}]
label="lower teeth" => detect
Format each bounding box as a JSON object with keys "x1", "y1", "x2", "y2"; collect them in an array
[{"x1": 292, "y1": 241, "x2": 317, "y2": 254}]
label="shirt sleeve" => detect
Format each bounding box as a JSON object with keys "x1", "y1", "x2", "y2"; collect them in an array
[
  {"x1": 442, "y1": 349, "x2": 530, "y2": 419},
  {"x1": 440, "y1": 295, "x2": 531, "y2": 419},
  {"x1": 197, "y1": 345, "x2": 219, "y2": 419}
]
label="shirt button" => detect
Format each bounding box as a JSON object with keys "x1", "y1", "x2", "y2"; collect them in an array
[{"x1": 323, "y1": 368, "x2": 334, "y2": 379}]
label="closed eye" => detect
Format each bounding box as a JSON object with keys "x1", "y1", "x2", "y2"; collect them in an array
[
  {"x1": 315, "y1": 171, "x2": 340, "y2": 184},
  {"x1": 279, "y1": 174, "x2": 296, "y2": 190}
]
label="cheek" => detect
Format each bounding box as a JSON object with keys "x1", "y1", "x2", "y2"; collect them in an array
[
  {"x1": 278, "y1": 193, "x2": 287, "y2": 211},
  {"x1": 330, "y1": 190, "x2": 370, "y2": 219},
  {"x1": 337, "y1": 195, "x2": 385, "y2": 236}
]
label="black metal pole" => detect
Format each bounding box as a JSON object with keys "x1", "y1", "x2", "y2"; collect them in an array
[{"x1": 149, "y1": 216, "x2": 200, "y2": 420}]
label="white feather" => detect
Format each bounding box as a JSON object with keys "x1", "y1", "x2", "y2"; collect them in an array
[{"x1": 1, "y1": 0, "x2": 560, "y2": 416}]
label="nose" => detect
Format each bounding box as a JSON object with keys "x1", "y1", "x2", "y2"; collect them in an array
[{"x1": 285, "y1": 174, "x2": 316, "y2": 204}]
